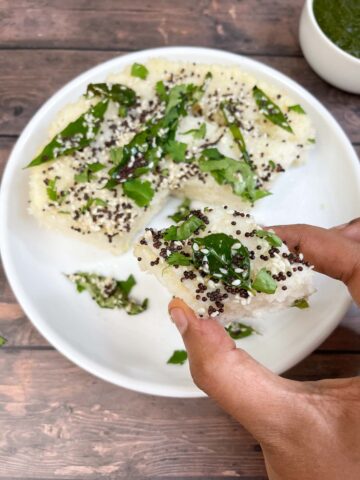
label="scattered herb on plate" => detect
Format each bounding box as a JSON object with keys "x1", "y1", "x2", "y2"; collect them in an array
[
  {"x1": 67, "y1": 272, "x2": 148, "y2": 315},
  {"x1": 167, "y1": 350, "x2": 188, "y2": 365},
  {"x1": 0, "y1": 335, "x2": 7, "y2": 347},
  {"x1": 293, "y1": 298, "x2": 310, "y2": 309}
]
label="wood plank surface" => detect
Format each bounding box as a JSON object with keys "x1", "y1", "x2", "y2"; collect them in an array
[
  {"x1": 0, "y1": 0, "x2": 303, "y2": 55},
  {"x1": 0, "y1": 1, "x2": 359, "y2": 478},
  {"x1": 0, "y1": 349, "x2": 359, "y2": 479},
  {"x1": 0, "y1": 50, "x2": 359, "y2": 142}
]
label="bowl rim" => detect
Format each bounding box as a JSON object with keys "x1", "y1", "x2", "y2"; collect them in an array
[{"x1": 306, "y1": 0, "x2": 360, "y2": 65}]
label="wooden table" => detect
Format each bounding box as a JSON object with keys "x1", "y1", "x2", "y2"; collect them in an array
[{"x1": 0, "y1": 1, "x2": 359, "y2": 478}]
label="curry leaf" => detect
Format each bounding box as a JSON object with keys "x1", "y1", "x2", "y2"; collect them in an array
[
  {"x1": 86, "y1": 83, "x2": 136, "y2": 106},
  {"x1": 27, "y1": 100, "x2": 109, "y2": 167},
  {"x1": 252, "y1": 86, "x2": 293, "y2": 133},
  {"x1": 192, "y1": 233, "x2": 251, "y2": 288}
]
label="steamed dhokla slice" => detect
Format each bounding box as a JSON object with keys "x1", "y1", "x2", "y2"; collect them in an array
[
  {"x1": 110, "y1": 58, "x2": 315, "y2": 209},
  {"x1": 28, "y1": 88, "x2": 171, "y2": 254},
  {"x1": 28, "y1": 58, "x2": 315, "y2": 254},
  {"x1": 134, "y1": 207, "x2": 315, "y2": 324}
]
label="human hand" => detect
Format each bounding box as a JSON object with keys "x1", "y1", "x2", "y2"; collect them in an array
[{"x1": 168, "y1": 219, "x2": 360, "y2": 480}]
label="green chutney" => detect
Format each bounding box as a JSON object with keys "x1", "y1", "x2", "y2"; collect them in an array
[{"x1": 313, "y1": 0, "x2": 360, "y2": 59}]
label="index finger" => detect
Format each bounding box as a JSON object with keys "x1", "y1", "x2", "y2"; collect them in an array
[{"x1": 272, "y1": 224, "x2": 360, "y2": 303}]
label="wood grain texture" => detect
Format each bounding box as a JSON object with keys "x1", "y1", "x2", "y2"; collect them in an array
[
  {"x1": 0, "y1": 0, "x2": 303, "y2": 55},
  {"x1": 0, "y1": 349, "x2": 266, "y2": 479},
  {"x1": 0, "y1": 2, "x2": 360, "y2": 478},
  {"x1": 0, "y1": 349, "x2": 359, "y2": 479},
  {"x1": 0, "y1": 50, "x2": 359, "y2": 141}
]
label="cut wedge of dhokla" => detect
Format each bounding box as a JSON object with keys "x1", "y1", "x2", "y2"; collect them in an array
[{"x1": 134, "y1": 206, "x2": 315, "y2": 324}]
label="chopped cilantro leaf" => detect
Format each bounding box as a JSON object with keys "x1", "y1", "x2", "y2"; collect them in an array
[
  {"x1": 168, "y1": 198, "x2": 191, "y2": 223},
  {"x1": 288, "y1": 104, "x2": 306, "y2": 114},
  {"x1": 226, "y1": 322, "x2": 257, "y2": 339},
  {"x1": 255, "y1": 229, "x2": 282, "y2": 247},
  {"x1": 131, "y1": 63, "x2": 149, "y2": 80},
  {"x1": 155, "y1": 80, "x2": 168, "y2": 102},
  {"x1": 46, "y1": 178, "x2": 58, "y2": 201},
  {"x1": 110, "y1": 146, "x2": 124, "y2": 164},
  {"x1": 182, "y1": 123, "x2": 206, "y2": 139},
  {"x1": 293, "y1": 298, "x2": 310, "y2": 309},
  {"x1": 308, "y1": 138, "x2": 316, "y2": 144},
  {"x1": 166, "y1": 252, "x2": 192, "y2": 266},
  {"x1": 252, "y1": 268, "x2": 277, "y2": 294},
  {"x1": 88, "y1": 162, "x2": 105, "y2": 173},
  {"x1": 164, "y1": 215, "x2": 204, "y2": 241},
  {"x1": 165, "y1": 139, "x2": 187, "y2": 163},
  {"x1": 0, "y1": 335, "x2": 7, "y2": 347},
  {"x1": 122, "y1": 179, "x2": 154, "y2": 207},
  {"x1": 199, "y1": 148, "x2": 271, "y2": 204},
  {"x1": 167, "y1": 350, "x2": 188, "y2": 365}
]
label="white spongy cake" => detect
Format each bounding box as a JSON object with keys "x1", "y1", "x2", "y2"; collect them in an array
[
  {"x1": 134, "y1": 206, "x2": 315, "y2": 325},
  {"x1": 29, "y1": 59, "x2": 315, "y2": 254}
]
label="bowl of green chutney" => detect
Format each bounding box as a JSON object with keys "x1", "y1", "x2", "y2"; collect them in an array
[{"x1": 299, "y1": 0, "x2": 360, "y2": 94}]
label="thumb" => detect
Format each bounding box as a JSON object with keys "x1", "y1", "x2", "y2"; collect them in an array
[{"x1": 169, "y1": 297, "x2": 301, "y2": 442}]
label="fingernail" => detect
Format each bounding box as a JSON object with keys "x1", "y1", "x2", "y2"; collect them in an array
[{"x1": 169, "y1": 308, "x2": 188, "y2": 335}]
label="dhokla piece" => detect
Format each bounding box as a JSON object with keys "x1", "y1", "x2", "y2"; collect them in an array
[
  {"x1": 28, "y1": 59, "x2": 315, "y2": 254},
  {"x1": 134, "y1": 207, "x2": 315, "y2": 324}
]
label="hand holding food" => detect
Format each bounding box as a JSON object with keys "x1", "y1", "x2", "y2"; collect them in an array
[{"x1": 169, "y1": 220, "x2": 360, "y2": 480}]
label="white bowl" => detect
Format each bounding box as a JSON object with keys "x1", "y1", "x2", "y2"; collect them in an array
[
  {"x1": 1, "y1": 47, "x2": 360, "y2": 397},
  {"x1": 299, "y1": 0, "x2": 360, "y2": 94}
]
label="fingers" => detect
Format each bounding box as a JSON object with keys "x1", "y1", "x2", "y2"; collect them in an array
[
  {"x1": 169, "y1": 297, "x2": 301, "y2": 441},
  {"x1": 333, "y1": 217, "x2": 360, "y2": 242},
  {"x1": 271, "y1": 224, "x2": 360, "y2": 304}
]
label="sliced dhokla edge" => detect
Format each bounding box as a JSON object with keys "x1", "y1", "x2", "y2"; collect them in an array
[
  {"x1": 134, "y1": 206, "x2": 315, "y2": 325},
  {"x1": 27, "y1": 58, "x2": 316, "y2": 254}
]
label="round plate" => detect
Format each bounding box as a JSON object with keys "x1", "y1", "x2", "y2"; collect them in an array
[{"x1": 1, "y1": 47, "x2": 359, "y2": 397}]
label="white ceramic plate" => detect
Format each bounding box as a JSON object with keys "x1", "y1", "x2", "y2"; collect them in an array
[{"x1": 1, "y1": 47, "x2": 359, "y2": 398}]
